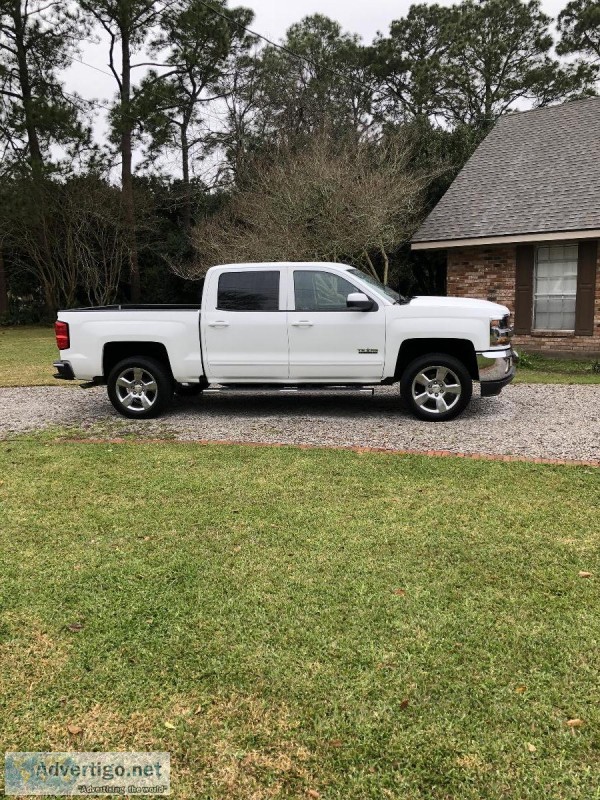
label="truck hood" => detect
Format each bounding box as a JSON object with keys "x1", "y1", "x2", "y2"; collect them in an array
[{"x1": 407, "y1": 295, "x2": 510, "y2": 319}]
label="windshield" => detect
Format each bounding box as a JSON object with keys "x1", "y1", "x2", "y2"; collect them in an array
[{"x1": 347, "y1": 268, "x2": 403, "y2": 304}]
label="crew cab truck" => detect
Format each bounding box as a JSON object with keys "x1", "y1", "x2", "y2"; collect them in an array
[{"x1": 53, "y1": 262, "x2": 516, "y2": 422}]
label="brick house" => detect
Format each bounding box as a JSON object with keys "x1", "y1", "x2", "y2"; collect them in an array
[{"x1": 412, "y1": 97, "x2": 600, "y2": 356}]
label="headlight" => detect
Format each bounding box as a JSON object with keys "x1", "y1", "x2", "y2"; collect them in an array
[{"x1": 490, "y1": 314, "x2": 513, "y2": 346}]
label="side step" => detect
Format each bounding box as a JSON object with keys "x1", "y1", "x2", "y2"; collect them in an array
[{"x1": 204, "y1": 384, "x2": 375, "y2": 396}]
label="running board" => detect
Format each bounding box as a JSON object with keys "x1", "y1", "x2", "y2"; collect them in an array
[{"x1": 204, "y1": 385, "x2": 375, "y2": 396}]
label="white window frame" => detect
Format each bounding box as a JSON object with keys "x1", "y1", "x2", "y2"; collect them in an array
[{"x1": 533, "y1": 244, "x2": 579, "y2": 332}]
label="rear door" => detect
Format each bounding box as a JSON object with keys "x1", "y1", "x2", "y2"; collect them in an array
[
  {"x1": 288, "y1": 268, "x2": 386, "y2": 381},
  {"x1": 202, "y1": 267, "x2": 289, "y2": 382}
]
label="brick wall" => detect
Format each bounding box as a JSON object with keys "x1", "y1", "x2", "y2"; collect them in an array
[{"x1": 447, "y1": 243, "x2": 600, "y2": 357}]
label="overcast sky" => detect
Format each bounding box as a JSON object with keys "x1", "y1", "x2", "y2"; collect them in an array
[
  {"x1": 65, "y1": 0, "x2": 568, "y2": 101},
  {"x1": 241, "y1": 0, "x2": 565, "y2": 43},
  {"x1": 62, "y1": 0, "x2": 569, "y2": 162}
]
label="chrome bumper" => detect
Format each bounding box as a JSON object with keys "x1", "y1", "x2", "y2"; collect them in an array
[{"x1": 477, "y1": 348, "x2": 517, "y2": 396}]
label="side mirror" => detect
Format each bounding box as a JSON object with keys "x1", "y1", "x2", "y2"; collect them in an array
[{"x1": 346, "y1": 292, "x2": 374, "y2": 311}]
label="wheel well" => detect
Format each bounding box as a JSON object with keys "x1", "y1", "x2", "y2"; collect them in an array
[
  {"x1": 103, "y1": 342, "x2": 173, "y2": 380},
  {"x1": 395, "y1": 339, "x2": 478, "y2": 380}
]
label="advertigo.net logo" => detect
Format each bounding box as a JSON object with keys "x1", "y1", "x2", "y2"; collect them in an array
[{"x1": 4, "y1": 752, "x2": 170, "y2": 796}]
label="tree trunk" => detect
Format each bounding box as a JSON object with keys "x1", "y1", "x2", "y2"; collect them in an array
[
  {"x1": 12, "y1": 0, "x2": 57, "y2": 315},
  {"x1": 120, "y1": 28, "x2": 141, "y2": 302},
  {"x1": 380, "y1": 246, "x2": 390, "y2": 285},
  {"x1": 12, "y1": 1, "x2": 44, "y2": 178},
  {"x1": 0, "y1": 244, "x2": 8, "y2": 316},
  {"x1": 362, "y1": 250, "x2": 380, "y2": 281},
  {"x1": 180, "y1": 122, "x2": 192, "y2": 234},
  {"x1": 484, "y1": 77, "x2": 493, "y2": 128}
]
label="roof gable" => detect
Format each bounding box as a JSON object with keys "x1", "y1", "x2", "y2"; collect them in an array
[{"x1": 412, "y1": 97, "x2": 600, "y2": 246}]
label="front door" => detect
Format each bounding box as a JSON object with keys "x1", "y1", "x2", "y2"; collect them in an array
[
  {"x1": 288, "y1": 269, "x2": 386, "y2": 381},
  {"x1": 203, "y1": 268, "x2": 289, "y2": 382}
]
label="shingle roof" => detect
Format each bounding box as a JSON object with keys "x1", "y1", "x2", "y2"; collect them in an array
[{"x1": 412, "y1": 97, "x2": 600, "y2": 245}]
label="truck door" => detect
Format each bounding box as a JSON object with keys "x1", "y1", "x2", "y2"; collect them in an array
[
  {"x1": 288, "y1": 269, "x2": 386, "y2": 381},
  {"x1": 202, "y1": 267, "x2": 289, "y2": 382}
]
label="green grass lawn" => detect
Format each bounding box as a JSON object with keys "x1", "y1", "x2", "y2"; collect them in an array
[
  {"x1": 0, "y1": 437, "x2": 598, "y2": 799},
  {"x1": 0, "y1": 326, "x2": 61, "y2": 386},
  {"x1": 514, "y1": 370, "x2": 600, "y2": 384},
  {"x1": 2, "y1": 325, "x2": 600, "y2": 387},
  {"x1": 513, "y1": 353, "x2": 600, "y2": 385}
]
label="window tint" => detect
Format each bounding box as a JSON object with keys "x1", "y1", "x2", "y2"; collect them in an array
[
  {"x1": 534, "y1": 244, "x2": 578, "y2": 330},
  {"x1": 218, "y1": 271, "x2": 280, "y2": 311},
  {"x1": 294, "y1": 270, "x2": 362, "y2": 312}
]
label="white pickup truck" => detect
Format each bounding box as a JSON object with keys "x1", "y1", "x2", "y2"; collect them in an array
[{"x1": 53, "y1": 261, "x2": 516, "y2": 422}]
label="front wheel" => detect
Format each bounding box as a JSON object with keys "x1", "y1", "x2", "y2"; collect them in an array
[
  {"x1": 401, "y1": 353, "x2": 472, "y2": 422},
  {"x1": 107, "y1": 357, "x2": 173, "y2": 419}
]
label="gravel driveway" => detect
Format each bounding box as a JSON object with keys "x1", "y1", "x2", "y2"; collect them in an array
[{"x1": 1, "y1": 383, "x2": 599, "y2": 462}]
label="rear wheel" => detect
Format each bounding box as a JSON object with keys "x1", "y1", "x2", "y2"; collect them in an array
[
  {"x1": 107, "y1": 357, "x2": 173, "y2": 419},
  {"x1": 401, "y1": 353, "x2": 472, "y2": 422}
]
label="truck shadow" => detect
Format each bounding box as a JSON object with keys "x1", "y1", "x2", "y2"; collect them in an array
[{"x1": 168, "y1": 390, "x2": 503, "y2": 421}]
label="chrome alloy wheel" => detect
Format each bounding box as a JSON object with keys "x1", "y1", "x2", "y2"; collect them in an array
[
  {"x1": 411, "y1": 365, "x2": 462, "y2": 416},
  {"x1": 115, "y1": 366, "x2": 158, "y2": 413}
]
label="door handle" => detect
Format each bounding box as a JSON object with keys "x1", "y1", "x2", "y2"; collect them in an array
[
  {"x1": 208, "y1": 320, "x2": 230, "y2": 328},
  {"x1": 291, "y1": 320, "x2": 314, "y2": 327}
]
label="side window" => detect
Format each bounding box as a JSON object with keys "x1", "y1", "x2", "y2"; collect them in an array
[
  {"x1": 217, "y1": 271, "x2": 280, "y2": 311},
  {"x1": 294, "y1": 270, "x2": 362, "y2": 312}
]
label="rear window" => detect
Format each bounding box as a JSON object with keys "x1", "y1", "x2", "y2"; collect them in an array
[{"x1": 217, "y1": 271, "x2": 280, "y2": 311}]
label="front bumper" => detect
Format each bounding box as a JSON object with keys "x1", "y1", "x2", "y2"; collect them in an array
[
  {"x1": 53, "y1": 360, "x2": 75, "y2": 380},
  {"x1": 477, "y1": 348, "x2": 517, "y2": 397}
]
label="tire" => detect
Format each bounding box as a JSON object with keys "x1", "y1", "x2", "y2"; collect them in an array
[
  {"x1": 107, "y1": 356, "x2": 173, "y2": 419},
  {"x1": 174, "y1": 382, "x2": 203, "y2": 397},
  {"x1": 400, "y1": 353, "x2": 472, "y2": 422}
]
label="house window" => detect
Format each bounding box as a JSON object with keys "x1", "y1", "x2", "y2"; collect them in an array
[{"x1": 533, "y1": 244, "x2": 578, "y2": 330}]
